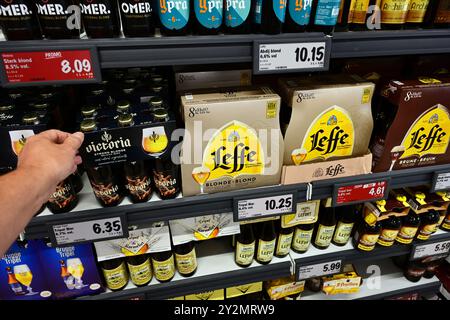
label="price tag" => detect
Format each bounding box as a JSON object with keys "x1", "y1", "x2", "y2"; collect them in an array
[
  {"x1": 411, "y1": 240, "x2": 450, "y2": 260},
  {"x1": 297, "y1": 260, "x2": 342, "y2": 280},
  {"x1": 333, "y1": 179, "x2": 389, "y2": 207},
  {"x1": 49, "y1": 215, "x2": 128, "y2": 246},
  {"x1": 431, "y1": 172, "x2": 450, "y2": 192},
  {"x1": 234, "y1": 193, "x2": 296, "y2": 221},
  {"x1": 253, "y1": 38, "x2": 331, "y2": 74},
  {"x1": 0, "y1": 48, "x2": 101, "y2": 86}
]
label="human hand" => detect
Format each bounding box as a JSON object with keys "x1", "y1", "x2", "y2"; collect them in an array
[{"x1": 17, "y1": 130, "x2": 84, "y2": 198}]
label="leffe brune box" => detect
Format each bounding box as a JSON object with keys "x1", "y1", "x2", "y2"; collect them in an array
[
  {"x1": 180, "y1": 87, "x2": 284, "y2": 196},
  {"x1": 371, "y1": 77, "x2": 450, "y2": 172}
]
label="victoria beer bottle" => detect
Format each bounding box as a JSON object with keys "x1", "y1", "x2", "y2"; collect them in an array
[
  {"x1": 224, "y1": 0, "x2": 252, "y2": 33},
  {"x1": 313, "y1": 199, "x2": 337, "y2": 250},
  {"x1": 193, "y1": 0, "x2": 224, "y2": 34},
  {"x1": 157, "y1": 0, "x2": 190, "y2": 35},
  {"x1": 284, "y1": 0, "x2": 313, "y2": 32},
  {"x1": 309, "y1": 0, "x2": 342, "y2": 34},
  {"x1": 100, "y1": 258, "x2": 129, "y2": 291},
  {"x1": 47, "y1": 178, "x2": 79, "y2": 213},
  {"x1": 35, "y1": 0, "x2": 80, "y2": 39},
  {"x1": 235, "y1": 223, "x2": 256, "y2": 267},
  {"x1": 0, "y1": 0, "x2": 41, "y2": 40},
  {"x1": 80, "y1": 0, "x2": 120, "y2": 38},
  {"x1": 119, "y1": 0, "x2": 155, "y2": 36},
  {"x1": 255, "y1": 221, "x2": 276, "y2": 264},
  {"x1": 126, "y1": 254, "x2": 152, "y2": 286},
  {"x1": 253, "y1": 0, "x2": 287, "y2": 34},
  {"x1": 174, "y1": 241, "x2": 197, "y2": 277}
]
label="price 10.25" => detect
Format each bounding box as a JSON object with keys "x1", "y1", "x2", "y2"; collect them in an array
[
  {"x1": 295, "y1": 45, "x2": 325, "y2": 63},
  {"x1": 265, "y1": 196, "x2": 292, "y2": 211},
  {"x1": 61, "y1": 59, "x2": 91, "y2": 74}
]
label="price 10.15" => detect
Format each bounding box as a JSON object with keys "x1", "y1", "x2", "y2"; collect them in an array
[{"x1": 295, "y1": 45, "x2": 325, "y2": 63}]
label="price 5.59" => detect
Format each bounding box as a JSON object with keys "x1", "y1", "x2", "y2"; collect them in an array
[
  {"x1": 61, "y1": 59, "x2": 91, "y2": 74},
  {"x1": 93, "y1": 220, "x2": 121, "y2": 234},
  {"x1": 265, "y1": 196, "x2": 293, "y2": 211},
  {"x1": 295, "y1": 46, "x2": 325, "y2": 63}
]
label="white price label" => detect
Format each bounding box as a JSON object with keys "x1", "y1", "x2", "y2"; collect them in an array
[
  {"x1": 52, "y1": 217, "x2": 125, "y2": 245},
  {"x1": 433, "y1": 172, "x2": 450, "y2": 191},
  {"x1": 297, "y1": 260, "x2": 342, "y2": 280},
  {"x1": 258, "y1": 42, "x2": 326, "y2": 72},
  {"x1": 413, "y1": 240, "x2": 450, "y2": 259},
  {"x1": 237, "y1": 194, "x2": 294, "y2": 220}
]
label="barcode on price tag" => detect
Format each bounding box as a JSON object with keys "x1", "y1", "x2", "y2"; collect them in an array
[
  {"x1": 297, "y1": 260, "x2": 342, "y2": 280},
  {"x1": 49, "y1": 215, "x2": 128, "y2": 246},
  {"x1": 234, "y1": 193, "x2": 296, "y2": 221},
  {"x1": 253, "y1": 38, "x2": 331, "y2": 74},
  {"x1": 411, "y1": 240, "x2": 450, "y2": 260}
]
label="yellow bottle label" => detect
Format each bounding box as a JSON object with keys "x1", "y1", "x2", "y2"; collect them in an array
[
  {"x1": 381, "y1": 0, "x2": 410, "y2": 24},
  {"x1": 377, "y1": 228, "x2": 400, "y2": 246},
  {"x1": 102, "y1": 262, "x2": 128, "y2": 290},
  {"x1": 442, "y1": 217, "x2": 450, "y2": 230},
  {"x1": 300, "y1": 106, "x2": 354, "y2": 163},
  {"x1": 127, "y1": 258, "x2": 152, "y2": 286},
  {"x1": 276, "y1": 232, "x2": 294, "y2": 256},
  {"x1": 314, "y1": 224, "x2": 336, "y2": 247},
  {"x1": 395, "y1": 226, "x2": 418, "y2": 244},
  {"x1": 399, "y1": 105, "x2": 450, "y2": 162},
  {"x1": 152, "y1": 255, "x2": 175, "y2": 281},
  {"x1": 356, "y1": 231, "x2": 379, "y2": 251},
  {"x1": 406, "y1": 0, "x2": 429, "y2": 22},
  {"x1": 417, "y1": 223, "x2": 437, "y2": 240},
  {"x1": 352, "y1": 0, "x2": 370, "y2": 24},
  {"x1": 175, "y1": 249, "x2": 197, "y2": 275},
  {"x1": 292, "y1": 228, "x2": 313, "y2": 252},
  {"x1": 257, "y1": 239, "x2": 276, "y2": 262},
  {"x1": 235, "y1": 241, "x2": 255, "y2": 265},
  {"x1": 332, "y1": 222, "x2": 354, "y2": 244}
]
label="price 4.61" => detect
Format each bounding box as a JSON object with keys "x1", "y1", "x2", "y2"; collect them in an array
[
  {"x1": 369, "y1": 186, "x2": 385, "y2": 197},
  {"x1": 61, "y1": 59, "x2": 91, "y2": 74},
  {"x1": 295, "y1": 46, "x2": 325, "y2": 63},
  {"x1": 265, "y1": 196, "x2": 292, "y2": 211}
]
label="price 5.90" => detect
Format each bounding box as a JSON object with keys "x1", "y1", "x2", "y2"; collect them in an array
[
  {"x1": 93, "y1": 220, "x2": 121, "y2": 234},
  {"x1": 295, "y1": 46, "x2": 325, "y2": 63},
  {"x1": 61, "y1": 59, "x2": 91, "y2": 74}
]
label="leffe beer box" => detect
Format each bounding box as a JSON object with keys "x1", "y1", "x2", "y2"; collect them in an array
[
  {"x1": 0, "y1": 240, "x2": 52, "y2": 300},
  {"x1": 36, "y1": 241, "x2": 104, "y2": 300}
]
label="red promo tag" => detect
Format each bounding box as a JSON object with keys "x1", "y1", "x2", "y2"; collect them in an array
[
  {"x1": 336, "y1": 180, "x2": 388, "y2": 205},
  {"x1": 2, "y1": 50, "x2": 95, "y2": 84}
]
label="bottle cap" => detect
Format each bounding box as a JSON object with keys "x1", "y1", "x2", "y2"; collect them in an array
[
  {"x1": 117, "y1": 100, "x2": 131, "y2": 112},
  {"x1": 152, "y1": 108, "x2": 168, "y2": 121},
  {"x1": 150, "y1": 96, "x2": 163, "y2": 107},
  {"x1": 33, "y1": 102, "x2": 49, "y2": 110},
  {"x1": 39, "y1": 91, "x2": 54, "y2": 99},
  {"x1": 152, "y1": 86, "x2": 163, "y2": 93},
  {"x1": 81, "y1": 105, "x2": 97, "y2": 117},
  {"x1": 91, "y1": 88, "x2": 105, "y2": 95},
  {"x1": 0, "y1": 102, "x2": 14, "y2": 111},
  {"x1": 118, "y1": 113, "x2": 134, "y2": 127},
  {"x1": 22, "y1": 112, "x2": 39, "y2": 125},
  {"x1": 122, "y1": 85, "x2": 135, "y2": 94},
  {"x1": 80, "y1": 119, "x2": 97, "y2": 132}
]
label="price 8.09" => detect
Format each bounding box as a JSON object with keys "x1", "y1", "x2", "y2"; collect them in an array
[
  {"x1": 93, "y1": 220, "x2": 121, "y2": 235},
  {"x1": 295, "y1": 46, "x2": 325, "y2": 63},
  {"x1": 61, "y1": 59, "x2": 91, "y2": 74}
]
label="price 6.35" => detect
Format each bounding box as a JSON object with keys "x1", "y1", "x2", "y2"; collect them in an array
[
  {"x1": 93, "y1": 220, "x2": 121, "y2": 234},
  {"x1": 265, "y1": 197, "x2": 292, "y2": 211},
  {"x1": 295, "y1": 46, "x2": 325, "y2": 63}
]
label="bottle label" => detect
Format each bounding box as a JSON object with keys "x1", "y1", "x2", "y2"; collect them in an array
[
  {"x1": 152, "y1": 169, "x2": 179, "y2": 198},
  {"x1": 235, "y1": 241, "x2": 255, "y2": 265},
  {"x1": 332, "y1": 222, "x2": 354, "y2": 245},
  {"x1": 194, "y1": 0, "x2": 223, "y2": 29},
  {"x1": 48, "y1": 181, "x2": 76, "y2": 209},
  {"x1": 442, "y1": 216, "x2": 450, "y2": 230},
  {"x1": 126, "y1": 175, "x2": 152, "y2": 201},
  {"x1": 175, "y1": 249, "x2": 197, "y2": 274},
  {"x1": 224, "y1": 0, "x2": 251, "y2": 27},
  {"x1": 356, "y1": 231, "x2": 379, "y2": 251},
  {"x1": 292, "y1": 228, "x2": 313, "y2": 252},
  {"x1": 254, "y1": 0, "x2": 262, "y2": 23},
  {"x1": 351, "y1": 0, "x2": 370, "y2": 24},
  {"x1": 257, "y1": 239, "x2": 276, "y2": 262},
  {"x1": 80, "y1": 0, "x2": 117, "y2": 31},
  {"x1": 102, "y1": 262, "x2": 128, "y2": 290},
  {"x1": 273, "y1": 0, "x2": 287, "y2": 23},
  {"x1": 288, "y1": 0, "x2": 312, "y2": 26},
  {"x1": 395, "y1": 226, "x2": 418, "y2": 244},
  {"x1": 314, "y1": 0, "x2": 341, "y2": 26},
  {"x1": 435, "y1": 0, "x2": 450, "y2": 24},
  {"x1": 127, "y1": 258, "x2": 152, "y2": 286},
  {"x1": 276, "y1": 232, "x2": 294, "y2": 256},
  {"x1": 152, "y1": 255, "x2": 175, "y2": 281},
  {"x1": 91, "y1": 182, "x2": 122, "y2": 205},
  {"x1": 377, "y1": 228, "x2": 399, "y2": 246},
  {"x1": 314, "y1": 224, "x2": 336, "y2": 247},
  {"x1": 158, "y1": 0, "x2": 189, "y2": 30},
  {"x1": 35, "y1": 0, "x2": 72, "y2": 31},
  {"x1": 300, "y1": 106, "x2": 354, "y2": 163},
  {"x1": 406, "y1": 0, "x2": 429, "y2": 23},
  {"x1": 380, "y1": 0, "x2": 410, "y2": 24},
  {"x1": 417, "y1": 223, "x2": 437, "y2": 240}
]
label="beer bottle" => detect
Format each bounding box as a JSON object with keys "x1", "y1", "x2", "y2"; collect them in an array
[
  {"x1": 152, "y1": 158, "x2": 180, "y2": 200},
  {"x1": 149, "y1": 97, "x2": 164, "y2": 111},
  {"x1": 100, "y1": 258, "x2": 129, "y2": 291},
  {"x1": 193, "y1": 0, "x2": 224, "y2": 34},
  {"x1": 349, "y1": 0, "x2": 377, "y2": 30},
  {"x1": 126, "y1": 254, "x2": 152, "y2": 286},
  {"x1": 275, "y1": 222, "x2": 293, "y2": 258},
  {"x1": 332, "y1": 205, "x2": 357, "y2": 246},
  {"x1": 151, "y1": 250, "x2": 175, "y2": 282},
  {"x1": 404, "y1": 260, "x2": 426, "y2": 282},
  {"x1": 353, "y1": 221, "x2": 381, "y2": 251},
  {"x1": 377, "y1": 216, "x2": 401, "y2": 247},
  {"x1": 284, "y1": 0, "x2": 313, "y2": 32},
  {"x1": 255, "y1": 221, "x2": 276, "y2": 264},
  {"x1": 395, "y1": 211, "x2": 421, "y2": 244},
  {"x1": 224, "y1": 0, "x2": 252, "y2": 33},
  {"x1": 158, "y1": 0, "x2": 190, "y2": 36},
  {"x1": 423, "y1": 259, "x2": 443, "y2": 279},
  {"x1": 70, "y1": 170, "x2": 84, "y2": 194},
  {"x1": 0, "y1": 102, "x2": 15, "y2": 124},
  {"x1": 116, "y1": 100, "x2": 131, "y2": 115},
  {"x1": 235, "y1": 223, "x2": 256, "y2": 267},
  {"x1": 405, "y1": 0, "x2": 430, "y2": 28},
  {"x1": 6, "y1": 267, "x2": 24, "y2": 295},
  {"x1": 291, "y1": 223, "x2": 314, "y2": 253},
  {"x1": 416, "y1": 209, "x2": 440, "y2": 241},
  {"x1": 0, "y1": 0, "x2": 42, "y2": 40},
  {"x1": 313, "y1": 199, "x2": 337, "y2": 250},
  {"x1": 441, "y1": 207, "x2": 450, "y2": 231},
  {"x1": 47, "y1": 178, "x2": 79, "y2": 214},
  {"x1": 309, "y1": 0, "x2": 342, "y2": 34},
  {"x1": 422, "y1": 0, "x2": 449, "y2": 28},
  {"x1": 174, "y1": 241, "x2": 197, "y2": 277},
  {"x1": 80, "y1": 0, "x2": 120, "y2": 38},
  {"x1": 435, "y1": 209, "x2": 446, "y2": 233},
  {"x1": 35, "y1": 0, "x2": 80, "y2": 39},
  {"x1": 119, "y1": 0, "x2": 155, "y2": 37},
  {"x1": 22, "y1": 112, "x2": 40, "y2": 125},
  {"x1": 380, "y1": 0, "x2": 410, "y2": 29},
  {"x1": 335, "y1": 0, "x2": 355, "y2": 31},
  {"x1": 253, "y1": 0, "x2": 286, "y2": 34},
  {"x1": 81, "y1": 105, "x2": 98, "y2": 119}
]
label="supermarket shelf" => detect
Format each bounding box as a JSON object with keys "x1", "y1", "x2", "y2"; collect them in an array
[
  {"x1": 0, "y1": 29, "x2": 449, "y2": 71},
  {"x1": 78, "y1": 238, "x2": 292, "y2": 300},
  {"x1": 301, "y1": 259, "x2": 441, "y2": 300}
]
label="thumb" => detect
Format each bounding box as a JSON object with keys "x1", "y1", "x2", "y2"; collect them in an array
[{"x1": 63, "y1": 132, "x2": 84, "y2": 151}]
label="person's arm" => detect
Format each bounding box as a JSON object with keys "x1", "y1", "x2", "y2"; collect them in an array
[{"x1": 0, "y1": 130, "x2": 84, "y2": 256}]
